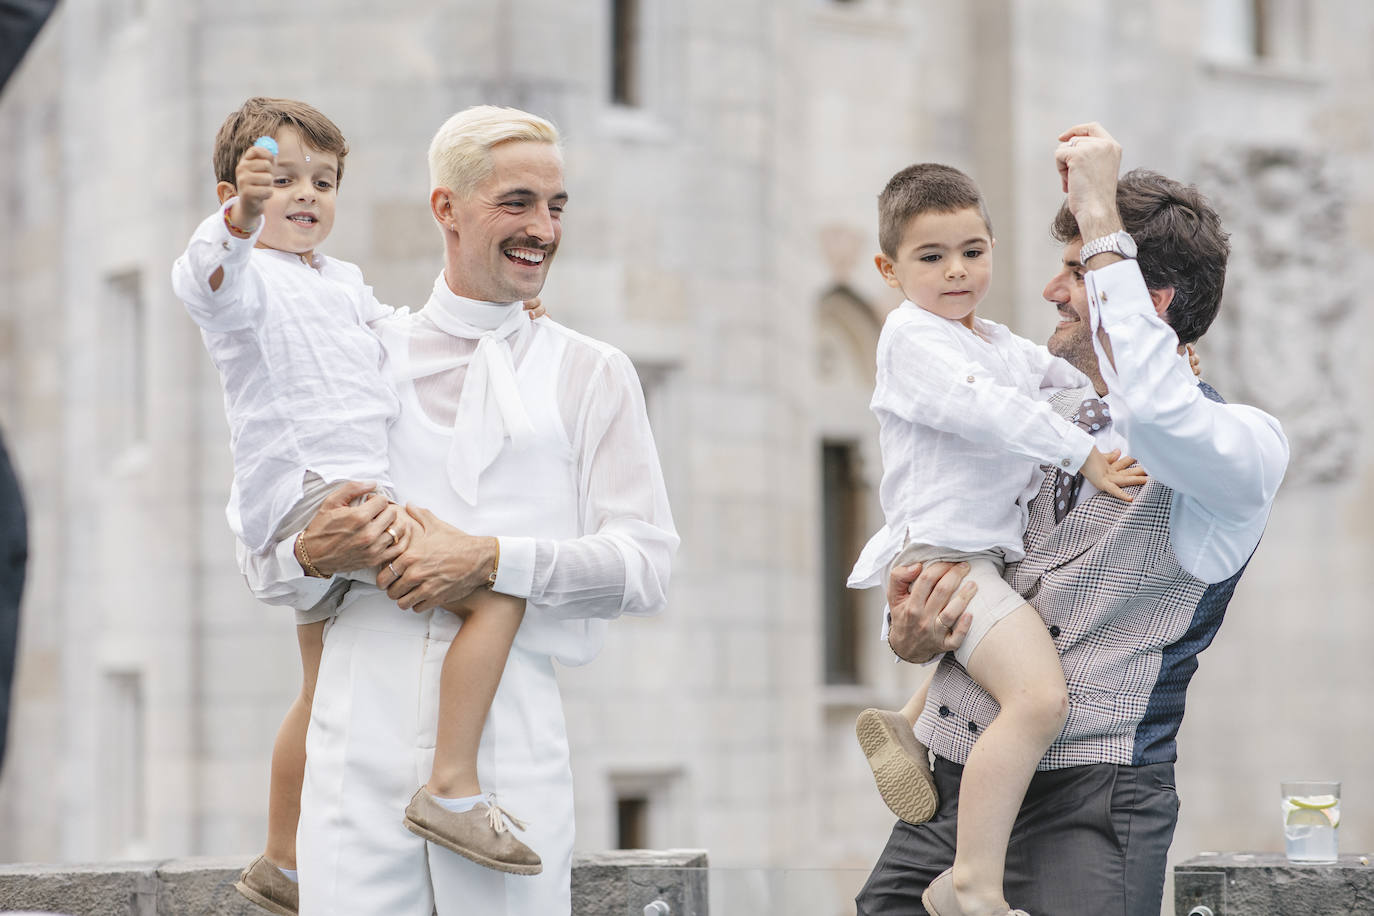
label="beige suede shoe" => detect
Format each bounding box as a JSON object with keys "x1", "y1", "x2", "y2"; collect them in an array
[
  {"x1": 855, "y1": 708, "x2": 938, "y2": 824},
  {"x1": 403, "y1": 788, "x2": 543, "y2": 876},
  {"x1": 921, "y1": 868, "x2": 1029, "y2": 916},
  {"x1": 234, "y1": 854, "x2": 298, "y2": 916}
]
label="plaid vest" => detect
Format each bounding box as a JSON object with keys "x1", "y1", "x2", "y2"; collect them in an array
[{"x1": 916, "y1": 384, "x2": 1250, "y2": 768}]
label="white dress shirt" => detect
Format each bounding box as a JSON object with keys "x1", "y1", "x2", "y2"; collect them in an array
[
  {"x1": 1082, "y1": 260, "x2": 1288, "y2": 583},
  {"x1": 171, "y1": 201, "x2": 401, "y2": 555},
  {"x1": 849, "y1": 303, "x2": 1094, "y2": 588}
]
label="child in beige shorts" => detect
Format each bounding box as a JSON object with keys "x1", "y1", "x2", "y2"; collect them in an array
[
  {"x1": 173, "y1": 98, "x2": 541, "y2": 916},
  {"x1": 846, "y1": 164, "x2": 1144, "y2": 916}
]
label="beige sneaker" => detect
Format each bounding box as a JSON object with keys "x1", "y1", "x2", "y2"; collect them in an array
[
  {"x1": 403, "y1": 788, "x2": 543, "y2": 875},
  {"x1": 921, "y1": 867, "x2": 1029, "y2": 916},
  {"x1": 234, "y1": 854, "x2": 298, "y2": 916},
  {"x1": 855, "y1": 708, "x2": 938, "y2": 824}
]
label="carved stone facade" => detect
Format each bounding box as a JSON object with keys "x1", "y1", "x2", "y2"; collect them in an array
[{"x1": 1198, "y1": 146, "x2": 1359, "y2": 484}]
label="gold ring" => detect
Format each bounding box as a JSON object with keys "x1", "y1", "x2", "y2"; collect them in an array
[{"x1": 387, "y1": 526, "x2": 399, "y2": 545}]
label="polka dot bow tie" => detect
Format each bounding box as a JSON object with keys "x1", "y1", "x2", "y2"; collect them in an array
[{"x1": 1052, "y1": 398, "x2": 1112, "y2": 524}]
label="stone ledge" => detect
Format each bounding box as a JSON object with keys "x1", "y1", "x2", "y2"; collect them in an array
[
  {"x1": 1174, "y1": 851, "x2": 1374, "y2": 916},
  {"x1": 0, "y1": 849, "x2": 709, "y2": 916}
]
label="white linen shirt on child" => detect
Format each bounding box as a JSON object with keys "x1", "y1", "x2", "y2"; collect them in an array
[
  {"x1": 171, "y1": 201, "x2": 401, "y2": 555},
  {"x1": 848, "y1": 302, "x2": 1095, "y2": 589}
]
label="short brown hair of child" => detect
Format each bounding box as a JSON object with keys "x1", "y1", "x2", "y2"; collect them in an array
[
  {"x1": 877, "y1": 163, "x2": 994, "y2": 259},
  {"x1": 212, "y1": 97, "x2": 350, "y2": 186}
]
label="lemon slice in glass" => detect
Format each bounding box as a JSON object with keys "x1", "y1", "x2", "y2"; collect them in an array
[{"x1": 1291, "y1": 794, "x2": 1338, "y2": 811}]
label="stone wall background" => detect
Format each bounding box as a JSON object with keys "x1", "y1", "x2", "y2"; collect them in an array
[{"x1": 1, "y1": 2, "x2": 1371, "y2": 913}]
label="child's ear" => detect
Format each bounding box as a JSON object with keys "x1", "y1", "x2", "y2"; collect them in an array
[
  {"x1": 874, "y1": 252, "x2": 901, "y2": 289},
  {"x1": 216, "y1": 181, "x2": 237, "y2": 205}
]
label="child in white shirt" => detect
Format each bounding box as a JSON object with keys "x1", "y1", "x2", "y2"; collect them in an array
[
  {"x1": 172, "y1": 97, "x2": 541, "y2": 916},
  {"x1": 847, "y1": 164, "x2": 1143, "y2": 916}
]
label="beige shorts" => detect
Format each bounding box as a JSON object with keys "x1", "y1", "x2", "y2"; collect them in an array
[
  {"x1": 272, "y1": 472, "x2": 392, "y2": 626},
  {"x1": 890, "y1": 542, "x2": 1030, "y2": 668}
]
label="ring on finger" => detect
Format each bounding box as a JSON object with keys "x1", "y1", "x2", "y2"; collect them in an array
[
  {"x1": 388, "y1": 562, "x2": 400, "y2": 582},
  {"x1": 386, "y1": 526, "x2": 399, "y2": 545}
]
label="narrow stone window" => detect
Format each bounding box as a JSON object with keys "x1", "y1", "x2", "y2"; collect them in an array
[
  {"x1": 821, "y1": 441, "x2": 863, "y2": 685},
  {"x1": 103, "y1": 270, "x2": 146, "y2": 461},
  {"x1": 101, "y1": 669, "x2": 145, "y2": 855},
  {"x1": 610, "y1": 0, "x2": 641, "y2": 106}
]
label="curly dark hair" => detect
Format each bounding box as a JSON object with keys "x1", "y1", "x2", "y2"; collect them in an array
[{"x1": 1050, "y1": 169, "x2": 1229, "y2": 345}]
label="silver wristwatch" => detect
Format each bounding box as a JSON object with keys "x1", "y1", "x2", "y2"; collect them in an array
[{"x1": 1079, "y1": 229, "x2": 1137, "y2": 265}]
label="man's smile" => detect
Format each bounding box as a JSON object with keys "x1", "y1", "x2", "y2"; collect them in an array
[{"x1": 504, "y1": 246, "x2": 547, "y2": 266}]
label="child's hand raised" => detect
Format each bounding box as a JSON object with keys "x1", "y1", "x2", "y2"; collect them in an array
[
  {"x1": 1079, "y1": 447, "x2": 1148, "y2": 503},
  {"x1": 230, "y1": 141, "x2": 277, "y2": 230}
]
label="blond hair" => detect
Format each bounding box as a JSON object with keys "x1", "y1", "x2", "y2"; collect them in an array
[{"x1": 427, "y1": 105, "x2": 561, "y2": 197}]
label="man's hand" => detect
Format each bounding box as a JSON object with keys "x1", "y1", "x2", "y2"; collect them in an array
[
  {"x1": 297, "y1": 481, "x2": 408, "y2": 577},
  {"x1": 380, "y1": 505, "x2": 497, "y2": 613},
  {"x1": 1054, "y1": 122, "x2": 1123, "y2": 240},
  {"x1": 229, "y1": 144, "x2": 276, "y2": 231},
  {"x1": 886, "y1": 561, "x2": 977, "y2": 664},
  {"x1": 523, "y1": 297, "x2": 546, "y2": 319}
]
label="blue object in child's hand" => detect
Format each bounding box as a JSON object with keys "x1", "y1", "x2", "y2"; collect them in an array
[{"x1": 253, "y1": 136, "x2": 279, "y2": 156}]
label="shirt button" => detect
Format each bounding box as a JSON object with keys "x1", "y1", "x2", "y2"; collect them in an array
[
  {"x1": 938, "y1": 705, "x2": 950, "y2": 718},
  {"x1": 968, "y1": 721, "x2": 979, "y2": 733},
  {"x1": 1049, "y1": 625, "x2": 1061, "y2": 638},
  {"x1": 1101, "y1": 291, "x2": 1109, "y2": 302},
  {"x1": 966, "y1": 375, "x2": 975, "y2": 384},
  {"x1": 1061, "y1": 459, "x2": 1072, "y2": 468},
  {"x1": 221, "y1": 241, "x2": 230, "y2": 250}
]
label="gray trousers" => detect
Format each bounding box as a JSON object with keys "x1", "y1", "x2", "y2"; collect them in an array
[{"x1": 855, "y1": 756, "x2": 1180, "y2": 916}]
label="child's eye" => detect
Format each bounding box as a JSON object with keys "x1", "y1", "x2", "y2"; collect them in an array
[
  {"x1": 964, "y1": 249, "x2": 984, "y2": 259},
  {"x1": 273, "y1": 177, "x2": 291, "y2": 186},
  {"x1": 920, "y1": 254, "x2": 941, "y2": 263},
  {"x1": 315, "y1": 181, "x2": 334, "y2": 191}
]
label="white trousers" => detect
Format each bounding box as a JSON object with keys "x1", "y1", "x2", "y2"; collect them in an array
[{"x1": 297, "y1": 590, "x2": 575, "y2": 915}]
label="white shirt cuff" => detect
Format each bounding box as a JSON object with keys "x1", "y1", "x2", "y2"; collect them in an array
[
  {"x1": 493, "y1": 536, "x2": 536, "y2": 597},
  {"x1": 1085, "y1": 258, "x2": 1152, "y2": 330},
  {"x1": 271, "y1": 534, "x2": 335, "y2": 609},
  {"x1": 217, "y1": 197, "x2": 265, "y2": 250}
]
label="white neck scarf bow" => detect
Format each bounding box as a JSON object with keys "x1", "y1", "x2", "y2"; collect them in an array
[{"x1": 417, "y1": 275, "x2": 535, "y2": 505}]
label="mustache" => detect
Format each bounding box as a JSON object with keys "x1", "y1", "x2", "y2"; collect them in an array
[{"x1": 503, "y1": 237, "x2": 554, "y2": 252}]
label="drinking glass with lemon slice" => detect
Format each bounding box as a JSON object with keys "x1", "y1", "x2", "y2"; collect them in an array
[{"x1": 1280, "y1": 780, "x2": 1340, "y2": 863}]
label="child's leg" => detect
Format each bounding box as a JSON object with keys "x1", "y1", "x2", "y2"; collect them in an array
[
  {"x1": 950, "y1": 604, "x2": 1068, "y2": 915},
  {"x1": 264, "y1": 619, "x2": 326, "y2": 869},
  {"x1": 899, "y1": 670, "x2": 933, "y2": 726},
  {"x1": 426, "y1": 590, "x2": 526, "y2": 799}
]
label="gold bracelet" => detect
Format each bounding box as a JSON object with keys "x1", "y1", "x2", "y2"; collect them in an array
[
  {"x1": 295, "y1": 532, "x2": 325, "y2": 578},
  {"x1": 485, "y1": 538, "x2": 500, "y2": 589}
]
